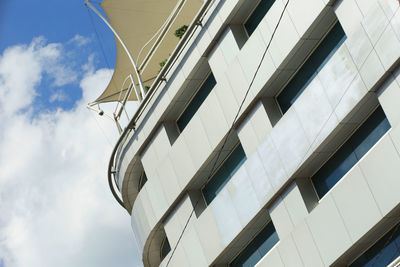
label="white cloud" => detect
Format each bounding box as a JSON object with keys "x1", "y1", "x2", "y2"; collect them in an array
[
  {"x1": 49, "y1": 89, "x2": 68, "y2": 103},
  {"x1": 0, "y1": 39, "x2": 142, "y2": 267},
  {"x1": 69, "y1": 34, "x2": 91, "y2": 47}
]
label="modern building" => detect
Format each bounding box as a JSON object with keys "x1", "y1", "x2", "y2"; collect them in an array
[{"x1": 88, "y1": 0, "x2": 400, "y2": 266}]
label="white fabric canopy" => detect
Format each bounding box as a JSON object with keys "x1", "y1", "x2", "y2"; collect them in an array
[{"x1": 93, "y1": 0, "x2": 203, "y2": 104}]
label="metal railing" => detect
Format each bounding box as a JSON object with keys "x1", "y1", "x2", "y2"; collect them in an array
[{"x1": 108, "y1": 0, "x2": 217, "y2": 210}]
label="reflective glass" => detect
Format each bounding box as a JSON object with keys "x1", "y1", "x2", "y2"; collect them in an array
[
  {"x1": 230, "y1": 221, "x2": 279, "y2": 267},
  {"x1": 202, "y1": 144, "x2": 246, "y2": 205},
  {"x1": 161, "y1": 237, "x2": 171, "y2": 260},
  {"x1": 312, "y1": 107, "x2": 390, "y2": 199},
  {"x1": 350, "y1": 223, "x2": 400, "y2": 267},
  {"x1": 277, "y1": 22, "x2": 346, "y2": 114},
  {"x1": 177, "y1": 73, "x2": 216, "y2": 132},
  {"x1": 244, "y1": 0, "x2": 275, "y2": 36},
  {"x1": 138, "y1": 171, "x2": 147, "y2": 191}
]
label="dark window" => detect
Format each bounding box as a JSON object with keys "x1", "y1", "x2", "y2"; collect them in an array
[
  {"x1": 276, "y1": 22, "x2": 346, "y2": 114},
  {"x1": 350, "y1": 222, "x2": 400, "y2": 267},
  {"x1": 138, "y1": 171, "x2": 147, "y2": 191},
  {"x1": 244, "y1": 0, "x2": 276, "y2": 36},
  {"x1": 177, "y1": 72, "x2": 216, "y2": 132},
  {"x1": 312, "y1": 106, "x2": 390, "y2": 198},
  {"x1": 230, "y1": 221, "x2": 279, "y2": 267},
  {"x1": 160, "y1": 236, "x2": 171, "y2": 261},
  {"x1": 202, "y1": 144, "x2": 246, "y2": 205}
]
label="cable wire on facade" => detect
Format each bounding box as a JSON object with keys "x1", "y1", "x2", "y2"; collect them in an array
[{"x1": 165, "y1": 0, "x2": 291, "y2": 265}]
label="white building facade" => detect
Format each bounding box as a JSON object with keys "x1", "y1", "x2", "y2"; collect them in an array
[{"x1": 101, "y1": 0, "x2": 400, "y2": 266}]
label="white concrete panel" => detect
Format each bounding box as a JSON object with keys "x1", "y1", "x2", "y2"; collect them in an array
[
  {"x1": 391, "y1": 7, "x2": 400, "y2": 40},
  {"x1": 152, "y1": 125, "x2": 173, "y2": 163},
  {"x1": 245, "y1": 151, "x2": 275, "y2": 205},
  {"x1": 250, "y1": 101, "x2": 273, "y2": 143},
  {"x1": 157, "y1": 156, "x2": 182, "y2": 204},
  {"x1": 211, "y1": 188, "x2": 242, "y2": 245},
  {"x1": 319, "y1": 44, "x2": 358, "y2": 109},
  {"x1": 195, "y1": 207, "x2": 225, "y2": 264},
  {"x1": 228, "y1": 166, "x2": 261, "y2": 227},
  {"x1": 378, "y1": 0, "x2": 399, "y2": 20},
  {"x1": 361, "y1": 1, "x2": 389, "y2": 46},
  {"x1": 293, "y1": 77, "x2": 334, "y2": 145},
  {"x1": 183, "y1": 115, "x2": 212, "y2": 168},
  {"x1": 360, "y1": 134, "x2": 400, "y2": 215},
  {"x1": 359, "y1": 49, "x2": 385, "y2": 89},
  {"x1": 355, "y1": 0, "x2": 379, "y2": 16},
  {"x1": 238, "y1": 30, "x2": 267, "y2": 84},
  {"x1": 208, "y1": 43, "x2": 228, "y2": 82},
  {"x1": 181, "y1": 225, "x2": 208, "y2": 267},
  {"x1": 292, "y1": 221, "x2": 325, "y2": 267},
  {"x1": 225, "y1": 58, "x2": 251, "y2": 105},
  {"x1": 266, "y1": 1, "x2": 300, "y2": 67},
  {"x1": 140, "y1": 188, "x2": 158, "y2": 230},
  {"x1": 219, "y1": 27, "x2": 240, "y2": 66},
  {"x1": 286, "y1": 0, "x2": 325, "y2": 38},
  {"x1": 238, "y1": 114, "x2": 260, "y2": 155},
  {"x1": 375, "y1": 23, "x2": 400, "y2": 71},
  {"x1": 164, "y1": 207, "x2": 184, "y2": 247},
  {"x1": 198, "y1": 90, "x2": 230, "y2": 149},
  {"x1": 331, "y1": 165, "x2": 383, "y2": 242},
  {"x1": 182, "y1": 46, "x2": 202, "y2": 78},
  {"x1": 307, "y1": 194, "x2": 352, "y2": 266},
  {"x1": 170, "y1": 136, "x2": 196, "y2": 188},
  {"x1": 335, "y1": 0, "x2": 364, "y2": 35},
  {"x1": 213, "y1": 74, "x2": 240, "y2": 124},
  {"x1": 269, "y1": 196, "x2": 295, "y2": 239},
  {"x1": 334, "y1": 74, "x2": 367, "y2": 123},
  {"x1": 271, "y1": 108, "x2": 311, "y2": 177},
  {"x1": 146, "y1": 178, "x2": 169, "y2": 219},
  {"x1": 379, "y1": 76, "x2": 400, "y2": 127},
  {"x1": 195, "y1": 28, "x2": 212, "y2": 57},
  {"x1": 283, "y1": 183, "x2": 309, "y2": 227},
  {"x1": 257, "y1": 135, "x2": 289, "y2": 191},
  {"x1": 256, "y1": 248, "x2": 284, "y2": 267},
  {"x1": 278, "y1": 234, "x2": 305, "y2": 267},
  {"x1": 345, "y1": 24, "x2": 374, "y2": 69}
]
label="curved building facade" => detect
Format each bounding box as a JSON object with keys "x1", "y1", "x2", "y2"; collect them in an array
[{"x1": 103, "y1": 0, "x2": 400, "y2": 266}]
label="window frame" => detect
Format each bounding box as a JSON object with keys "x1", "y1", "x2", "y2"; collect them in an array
[
  {"x1": 201, "y1": 142, "x2": 246, "y2": 205},
  {"x1": 309, "y1": 105, "x2": 390, "y2": 201},
  {"x1": 348, "y1": 221, "x2": 400, "y2": 266},
  {"x1": 228, "y1": 219, "x2": 279, "y2": 267},
  {"x1": 242, "y1": 0, "x2": 276, "y2": 38},
  {"x1": 176, "y1": 71, "x2": 215, "y2": 133},
  {"x1": 273, "y1": 20, "x2": 344, "y2": 116}
]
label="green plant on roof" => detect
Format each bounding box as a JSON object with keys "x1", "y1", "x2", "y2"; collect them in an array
[
  {"x1": 174, "y1": 25, "x2": 188, "y2": 39},
  {"x1": 159, "y1": 58, "x2": 168, "y2": 73}
]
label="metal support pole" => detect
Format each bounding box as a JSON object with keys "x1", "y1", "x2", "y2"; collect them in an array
[{"x1": 84, "y1": 0, "x2": 146, "y2": 97}]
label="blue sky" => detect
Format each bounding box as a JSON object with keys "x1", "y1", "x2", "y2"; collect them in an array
[
  {"x1": 0, "y1": 1, "x2": 141, "y2": 266},
  {"x1": 0, "y1": 0, "x2": 116, "y2": 112}
]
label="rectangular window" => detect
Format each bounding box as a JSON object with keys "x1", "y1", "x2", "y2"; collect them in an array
[
  {"x1": 244, "y1": 0, "x2": 275, "y2": 37},
  {"x1": 177, "y1": 72, "x2": 216, "y2": 132},
  {"x1": 202, "y1": 144, "x2": 246, "y2": 205},
  {"x1": 312, "y1": 106, "x2": 391, "y2": 199},
  {"x1": 350, "y1": 222, "x2": 400, "y2": 266},
  {"x1": 276, "y1": 22, "x2": 346, "y2": 114},
  {"x1": 230, "y1": 221, "x2": 279, "y2": 267}
]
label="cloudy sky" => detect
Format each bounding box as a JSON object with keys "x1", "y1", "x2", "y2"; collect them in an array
[{"x1": 0, "y1": 0, "x2": 142, "y2": 266}]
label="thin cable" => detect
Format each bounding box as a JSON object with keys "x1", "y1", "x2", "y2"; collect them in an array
[
  {"x1": 90, "y1": 111, "x2": 113, "y2": 148},
  {"x1": 165, "y1": 1, "x2": 290, "y2": 266}
]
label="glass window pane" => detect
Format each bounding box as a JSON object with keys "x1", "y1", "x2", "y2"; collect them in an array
[
  {"x1": 350, "y1": 223, "x2": 400, "y2": 267},
  {"x1": 177, "y1": 73, "x2": 216, "y2": 132},
  {"x1": 350, "y1": 106, "x2": 391, "y2": 160},
  {"x1": 202, "y1": 144, "x2": 246, "y2": 205},
  {"x1": 311, "y1": 107, "x2": 390, "y2": 199},
  {"x1": 161, "y1": 237, "x2": 171, "y2": 260},
  {"x1": 277, "y1": 22, "x2": 346, "y2": 114},
  {"x1": 244, "y1": 0, "x2": 275, "y2": 36},
  {"x1": 312, "y1": 143, "x2": 357, "y2": 198},
  {"x1": 230, "y1": 221, "x2": 279, "y2": 267}
]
